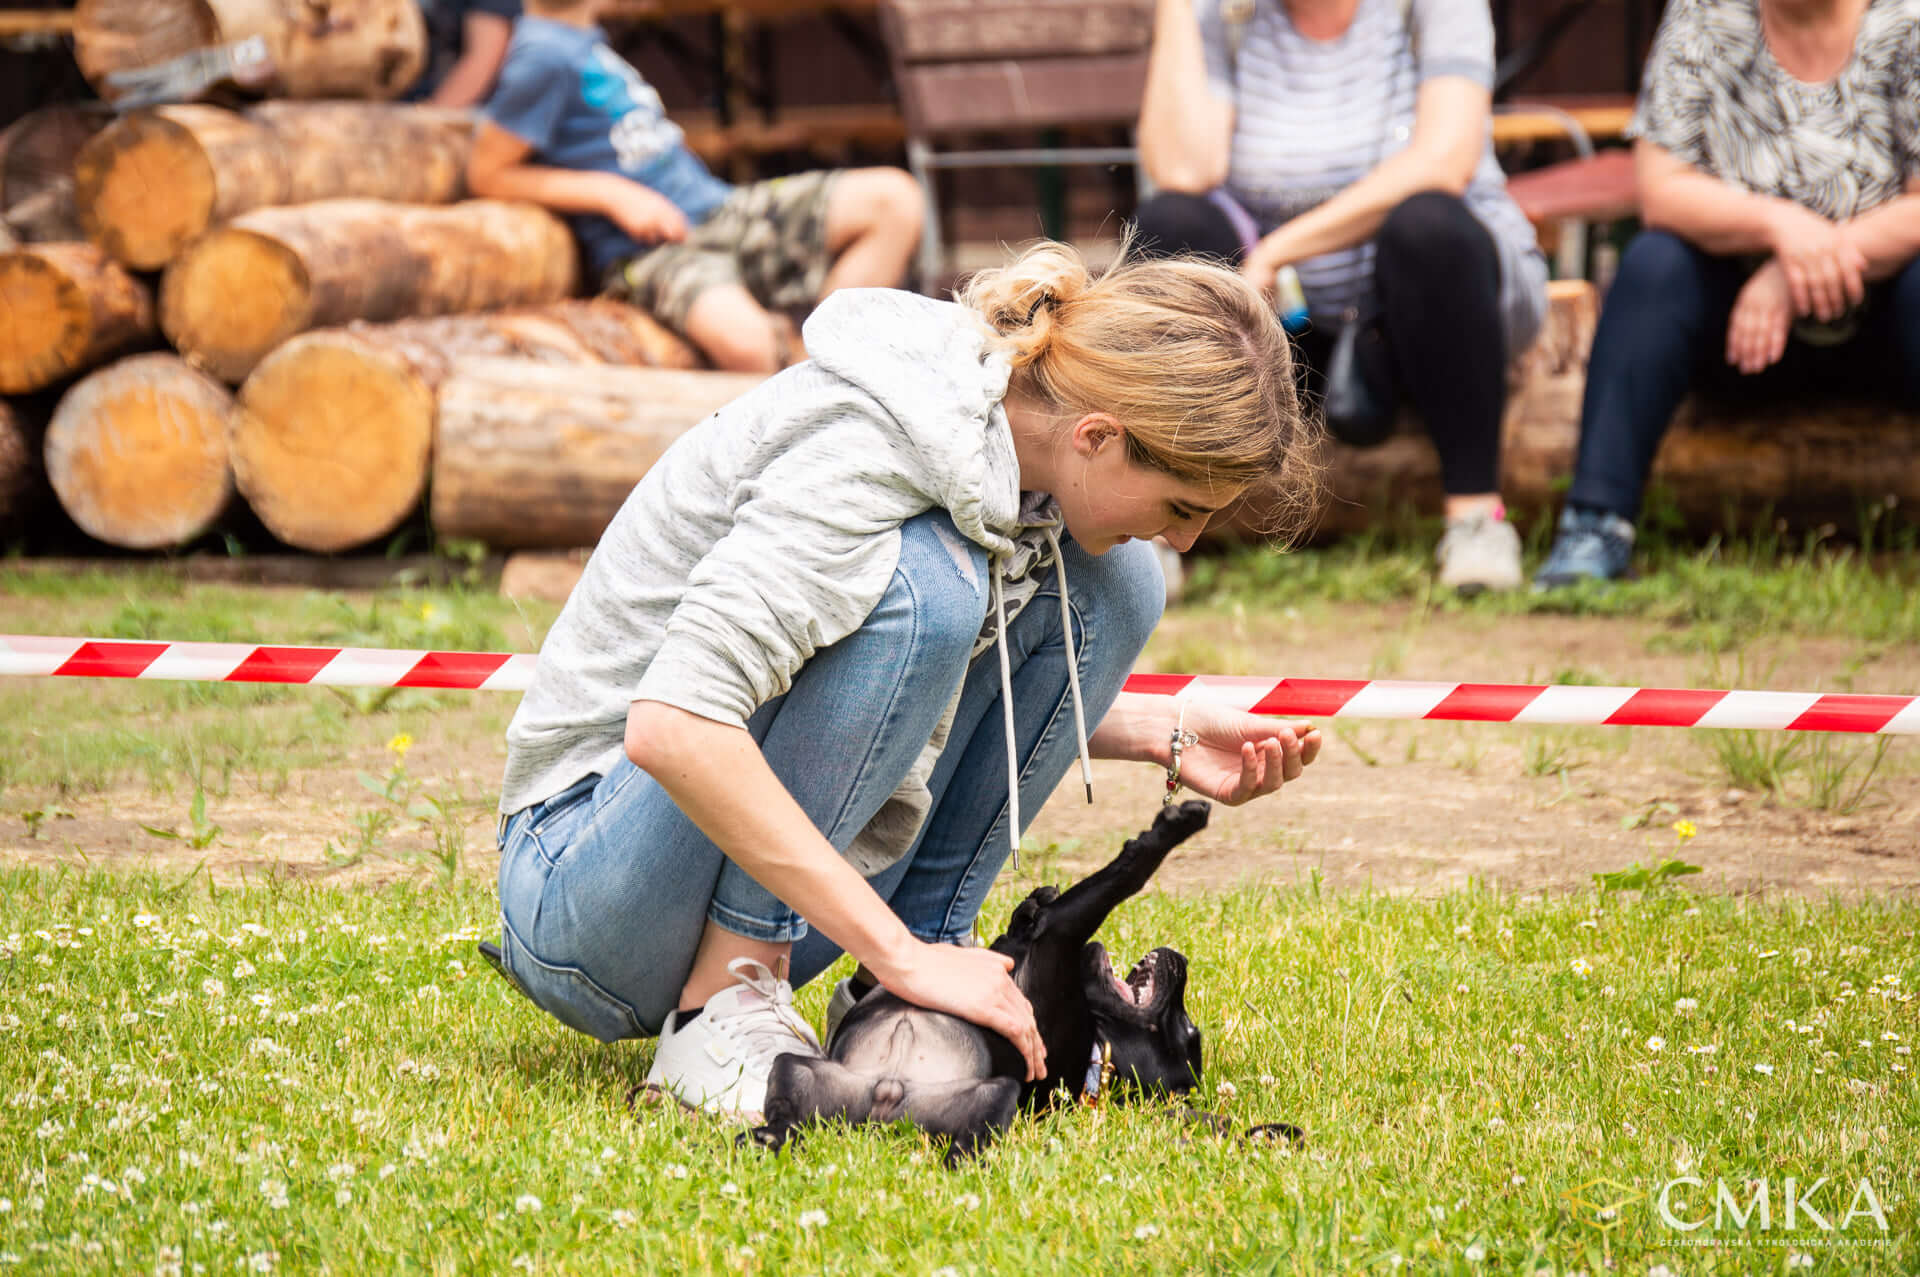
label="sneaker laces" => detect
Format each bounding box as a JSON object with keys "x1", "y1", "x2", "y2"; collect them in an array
[{"x1": 716, "y1": 957, "x2": 821, "y2": 1068}]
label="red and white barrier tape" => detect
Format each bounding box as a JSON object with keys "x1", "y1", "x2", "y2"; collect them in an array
[{"x1": 3, "y1": 635, "x2": 1917, "y2": 734}]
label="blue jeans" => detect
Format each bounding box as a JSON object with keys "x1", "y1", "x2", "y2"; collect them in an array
[
  {"x1": 494, "y1": 510, "x2": 1165, "y2": 1042},
  {"x1": 1568, "y1": 229, "x2": 1920, "y2": 521}
]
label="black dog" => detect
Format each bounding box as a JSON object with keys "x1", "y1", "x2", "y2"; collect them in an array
[{"x1": 748, "y1": 799, "x2": 1213, "y2": 1160}]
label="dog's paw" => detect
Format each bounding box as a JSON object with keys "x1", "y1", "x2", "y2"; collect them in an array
[
  {"x1": 1006, "y1": 885, "x2": 1061, "y2": 937},
  {"x1": 1154, "y1": 799, "x2": 1211, "y2": 840}
]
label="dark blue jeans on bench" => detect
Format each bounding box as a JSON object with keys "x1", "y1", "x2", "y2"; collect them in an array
[{"x1": 1569, "y1": 228, "x2": 1920, "y2": 522}]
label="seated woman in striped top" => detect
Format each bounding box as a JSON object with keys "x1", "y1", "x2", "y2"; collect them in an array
[{"x1": 1133, "y1": 0, "x2": 1549, "y2": 594}]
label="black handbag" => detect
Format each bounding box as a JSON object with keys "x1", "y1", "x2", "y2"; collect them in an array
[{"x1": 1320, "y1": 304, "x2": 1397, "y2": 447}]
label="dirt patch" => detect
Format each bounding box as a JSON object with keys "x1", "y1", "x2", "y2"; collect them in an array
[{"x1": 4, "y1": 604, "x2": 1915, "y2": 898}]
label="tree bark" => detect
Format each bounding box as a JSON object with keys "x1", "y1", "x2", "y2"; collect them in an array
[
  {"x1": 232, "y1": 301, "x2": 701, "y2": 552},
  {"x1": 0, "y1": 243, "x2": 157, "y2": 393},
  {"x1": 0, "y1": 106, "x2": 113, "y2": 245},
  {"x1": 158, "y1": 198, "x2": 579, "y2": 383},
  {"x1": 74, "y1": 102, "x2": 474, "y2": 269},
  {"x1": 73, "y1": 0, "x2": 426, "y2": 104},
  {"x1": 1221, "y1": 279, "x2": 1920, "y2": 541},
  {"x1": 431, "y1": 357, "x2": 763, "y2": 550},
  {"x1": 43, "y1": 353, "x2": 237, "y2": 549}
]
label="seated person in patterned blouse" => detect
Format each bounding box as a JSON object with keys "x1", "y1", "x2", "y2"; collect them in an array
[
  {"x1": 1535, "y1": 0, "x2": 1920, "y2": 587},
  {"x1": 1133, "y1": 0, "x2": 1550, "y2": 595}
]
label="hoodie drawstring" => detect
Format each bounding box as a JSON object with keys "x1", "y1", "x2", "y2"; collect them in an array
[
  {"x1": 992, "y1": 530, "x2": 1096, "y2": 866},
  {"x1": 1043, "y1": 527, "x2": 1095, "y2": 808}
]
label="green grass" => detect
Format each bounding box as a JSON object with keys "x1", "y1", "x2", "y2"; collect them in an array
[
  {"x1": 1190, "y1": 520, "x2": 1920, "y2": 647},
  {"x1": 0, "y1": 871, "x2": 1913, "y2": 1273},
  {"x1": 0, "y1": 572, "x2": 558, "y2": 799}
]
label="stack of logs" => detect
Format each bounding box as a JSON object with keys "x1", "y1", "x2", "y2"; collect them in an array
[
  {"x1": 4, "y1": 96, "x2": 1919, "y2": 553},
  {"x1": 0, "y1": 96, "x2": 766, "y2": 551}
]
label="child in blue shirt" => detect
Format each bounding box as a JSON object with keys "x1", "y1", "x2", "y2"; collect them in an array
[{"x1": 467, "y1": 0, "x2": 923, "y2": 371}]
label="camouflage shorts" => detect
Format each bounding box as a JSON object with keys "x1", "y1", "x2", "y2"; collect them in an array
[{"x1": 605, "y1": 170, "x2": 839, "y2": 332}]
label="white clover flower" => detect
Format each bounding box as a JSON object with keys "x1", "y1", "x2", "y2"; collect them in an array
[
  {"x1": 0, "y1": 1200, "x2": 8, "y2": 1213},
  {"x1": 1674, "y1": 997, "x2": 1698, "y2": 1012},
  {"x1": 1454, "y1": 924, "x2": 1472, "y2": 937},
  {"x1": 610, "y1": 1208, "x2": 636, "y2": 1228},
  {"x1": 663, "y1": 1163, "x2": 688, "y2": 1181},
  {"x1": 798, "y1": 1209, "x2": 828, "y2": 1229},
  {"x1": 1647, "y1": 1267, "x2": 1677, "y2": 1277},
  {"x1": 932, "y1": 1268, "x2": 961, "y2": 1277},
  {"x1": 1787, "y1": 1253, "x2": 1813, "y2": 1269},
  {"x1": 335, "y1": 1187, "x2": 352, "y2": 1206},
  {"x1": 1132, "y1": 1224, "x2": 1160, "y2": 1240},
  {"x1": 1646, "y1": 1037, "x2": 1666, "y2": 1052},
  {"x1": 720, "y1": 1182, "x2": 739, "y2": 1197},
  {"x1": 1464, "y1": 1241, "x2": 1486, "y2": 1262},
  {"x1": 1487, "y1": 1116, "x2": 1506, "y2": 1131},
  {"x1": 232, "y1": 960, "x2": 256, "y2": 979},
  {"x1": 1509, "y1": 1043, "x2": 1527, "y2": 1057},
  {"x1": 514, "y1": 1194, "x2": 541, "y2": 1214},
  {"x1": 956, "y1": 1193, "x2": 981, "y2": 1210},
  {"x1": 259, "y1": 1178, "x2": 289, "y2": 1210},
  {"x1": 1216, "y1": 1080, "x2": 1238, "y2": 1099},
  {"x1": 379, "y1": 1164, "x2": 396, "y2": 1180},
  {"x1": 326, "y1": 1162, "x2": 355, "y2": 1181},
  {"x1": 1456, "y1": 984, "x2": 1470, "y2": 994},
  {"x1": 246, "y1": 1252, "x2": 275, "y2": 1273}
]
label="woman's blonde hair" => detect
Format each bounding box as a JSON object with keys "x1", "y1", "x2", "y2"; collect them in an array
[{"x1": 957, "y1": 238, "x2": 1321, "y2": 541}]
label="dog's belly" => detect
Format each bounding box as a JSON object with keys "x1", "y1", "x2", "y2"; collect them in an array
[{"x1": 835, "y1": 1013, "x2": 994, "y2": 1087}]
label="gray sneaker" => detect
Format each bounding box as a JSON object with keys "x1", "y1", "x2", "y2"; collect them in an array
[
  {"x1": 1533, "y1": 506, "x2": 1635, "y2": 590},
  {"x1": 1435, "y1": 511, "x2": 1523, "y2": 594}
]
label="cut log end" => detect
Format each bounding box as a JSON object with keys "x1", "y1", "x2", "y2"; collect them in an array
[
  {"x1": 234, "y1": 333, "x2": 434, "y2": 552},
  {"x1": 161, "y1": 229, "x2": 310, "y2": 383},
  {"x1": 0, "y1": 244, "x2": 155, "y2": 393},
  {"x1": 44, "y1": 353, "x2": 235, "y2": 549},
  {"x1": 0, "y1": 253, "x2": 88, "y2": 393},
  {"x1": 73, "y1": 111, "x2": 218, "y2": 270}
]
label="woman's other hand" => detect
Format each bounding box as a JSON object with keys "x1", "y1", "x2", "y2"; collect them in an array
[
  {"x1": 1726, "y1": 259, "x2": 1793, "y2": 374},
  {"x1": 1176, "y1": 706, "x2": 1321, "y2": 805},
  {"x1": 1768, "y1": 203, "x2": 1867, "y2": 321},
  {"x1": 871, "y1": 939, "x2": 1047, "y2": 1081}
]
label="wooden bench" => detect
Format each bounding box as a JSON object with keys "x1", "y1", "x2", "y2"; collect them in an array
[
  {"x1": 878, "y1": 0, "x2": 1152, "y2": 286},
  {"x1": 678, "y1": 103, "x2": 905, "y2": 166}
]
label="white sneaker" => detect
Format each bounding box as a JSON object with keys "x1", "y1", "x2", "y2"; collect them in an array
[
  {"x1": 643, "y1": 957, "x2": 822, "y2": 1121},
  {"x1": 1436, "y1": 511, "x2": 1523, "y2": 595}
]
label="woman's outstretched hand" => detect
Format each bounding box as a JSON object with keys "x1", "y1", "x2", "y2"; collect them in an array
[
  {"x1": 1172, "y1": 704, "x2": 1322, "y2": 805},
  {"x1": 871, "y1": 939, "x2": 1047, "y2": 1082}
]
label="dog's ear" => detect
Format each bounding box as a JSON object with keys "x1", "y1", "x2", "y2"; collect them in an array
[{"x1": 1005, "y1": 885, "x2": 1060, "y2": 938}]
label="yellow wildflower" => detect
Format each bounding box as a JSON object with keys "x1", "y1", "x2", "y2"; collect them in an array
[
  {"x1": 1672, "y1": 820, "x2": 1697, "y2": 841},
  {"x1": 387, "y1": 733, "x2": 414, "y2": 758}
]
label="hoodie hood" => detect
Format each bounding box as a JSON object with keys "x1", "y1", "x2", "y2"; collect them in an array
[{"x1": 803, "y1": 288, "x2": 1029, "y2": 558}]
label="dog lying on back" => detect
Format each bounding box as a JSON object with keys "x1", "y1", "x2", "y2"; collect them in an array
[{"x1": 749, "y1": 800, "x2": 1213, "y2": 1160}]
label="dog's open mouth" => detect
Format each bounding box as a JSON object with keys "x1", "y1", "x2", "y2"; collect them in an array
[{"x1": 1095, "y1": 945, "x2": 1159, "y2": 1007}]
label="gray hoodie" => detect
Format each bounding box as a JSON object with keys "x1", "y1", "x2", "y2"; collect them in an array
[{"x1": 500, "y1": 288, "x2": 1088, "y2": 873}]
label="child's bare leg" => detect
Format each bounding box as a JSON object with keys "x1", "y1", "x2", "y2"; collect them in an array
[
  {"x1": 821, "y1": 168, "x2": 924, "y2": 295},
  {"x1": 684, "y1": 284, "x2": 782, "y2": 373}
]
